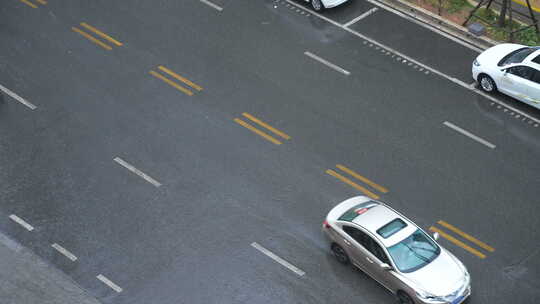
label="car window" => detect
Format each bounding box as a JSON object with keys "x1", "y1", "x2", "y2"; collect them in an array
[
  {"x1": 533, "y1": 55, "x2": 540, "y2": 64},
  {"x1": 531, "y1": 70, "x2": 540, "y2": 84},
  {"x1": 508, "y1": 66, "x2": 536, "y2": 80},
  {"x1": 498, "y1": 47, "x2": 537, "y2": 66},
  {"x1": 369, "y1": 240, "x2": 390, "y2": 264},
  {"x1": 342, "y1": 226, "x2": 390, "y2": 264},
  {"x1": 387, "y1": 229, "x2": 441, "y2": 273},
  {"x1": 343, "y1": 225, "x2": 369, "y2": 246}
]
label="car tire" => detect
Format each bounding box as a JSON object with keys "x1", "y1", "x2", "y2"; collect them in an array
[
  {"x1": 331, "y1": 243, "x2": 349, "y2": 264},
  {"x1": 311, "y1": 0, "x2": 324, "y2": 11},
  {"x1": 396, "y1": 291, "x2": 414, "y2": 304},
  {"x1": 479, "y1": 74, "x2": 497, "y2": 93}
]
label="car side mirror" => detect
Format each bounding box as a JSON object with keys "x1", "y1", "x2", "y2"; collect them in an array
[
  {"x1": 432, "y1": 232, "x2": 439, "y2": 240},
  {"x1": 380, "y1": 263, "x2": 392, "y2": 271},
  {"x1": 501, "y1": 68, "x2": 508, "y2": 74}
]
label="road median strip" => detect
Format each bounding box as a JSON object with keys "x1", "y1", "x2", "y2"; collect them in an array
[
  {"x1": 150, "y1": 66, "x2": 202, "y2": 96},
  {"x1": 326, "y1": 165, "x2": 388, "y2": 199},
  {"x1": 430, "y1": 220, "x2": 494, "y2": 259},
  {"x1": 18, "y1": 0, "x2": 45, "y2": 8},
  {"x1": 234, "y1": 113, "x2": 290, "y2": 145},
  {"x1": 72, "y1": 23, "x2": 122, "y2": 51}
]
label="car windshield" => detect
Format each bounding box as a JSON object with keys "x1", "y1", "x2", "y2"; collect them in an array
[
  {"x1": 498, "y1": 47, "x2": 538, "y2": 66},
  {"x1": 387, "y1": 229, "x2": 440, "y2": 273}
]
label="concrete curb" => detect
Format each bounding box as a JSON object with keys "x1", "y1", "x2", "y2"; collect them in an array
[{"x1": 371, "y1": 0, "x2": 499, "y2": 50}]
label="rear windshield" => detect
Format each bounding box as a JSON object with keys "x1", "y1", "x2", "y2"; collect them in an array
[
  {"x1": 338, "y1": 201, "x2": 379, "y2": 222},
  {"x1": 498, "y1": 47, "x2": 538, "y2": 66}
]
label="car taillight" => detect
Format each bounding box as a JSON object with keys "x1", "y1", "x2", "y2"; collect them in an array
[{"x1": 323, "y1": 220, "x2": 331, "y2": 229}]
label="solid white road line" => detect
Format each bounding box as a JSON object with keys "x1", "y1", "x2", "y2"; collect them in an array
[
  {"x1": 96, "y1": 274, "x2": 123, "y2": 293},
  {"x1": 443, "y1": 121, "x2": 496, "y2": 149},
  {"x1": 344, "y1": 7, "x2": 379, "y2": 27},
  {"x1": 0, "y1": 83, "x2": 37, "y2": 110},
  {"x1": 51, "y1": 243, "x2": 78, "y2": 261},
  {"x1": 285, "y1": 0, "x2": 540, "y2": 125},
  {"x1": 363, "y1": 0, "x2": 483, "y2": 53},
  {"x1": 113, "y1": 157, "x2": 162, "y2": 187},
  {"x1": 199, "y1": 0, "x2": 223, "y2": 11},
  {"x1": 251, "y1": 242, "x2": 305, "y2": 276},
  {"x1": 304, "y1": 51, "x2": 350, "y2": 76},
  {"x1": 9, "y1": 214, "x2": 34, "y2": 231}
]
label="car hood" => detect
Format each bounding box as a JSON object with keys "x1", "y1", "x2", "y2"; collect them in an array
[
  {"x1": 401, "y1": 249, "x2": 465, "y2": 296},
  {"x1": 476, "y1": 43, "x2": 525, "y2": 66}
]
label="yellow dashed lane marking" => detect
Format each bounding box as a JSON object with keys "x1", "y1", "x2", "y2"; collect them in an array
[
  {"x1": 72, "y1": 27, "x2": 112, "y2": 50},
  {"x1": 336, "y1": 164, "x2": 388, "y2": 193},
  {"x1": 242, "y1": 113, "x2": 291, "y2": 140},
  {"x1": 437, "y1": 220, "x2": 495, "y2": 252},
  {"x1": 430, "y1": 226, "x2": 486, "y2": 259},
  {"x1": 234, "y1": 118, "x2": 282, "y2": 145},
  {"x1": 19, "y1": 0, "x2": 37, "y2": 8},
  {"x1": 326, "y1": 169, "x2": 379, "y2": 199},
  {"x1": 80, "y1": 23, "x2": 123, "y2": 47},
  {"x1": 158, "y1": 66, "x2": 202, "y2": 91},
  {"x1": 149, "y1": 70, "x2": 194, "y2": 96}
]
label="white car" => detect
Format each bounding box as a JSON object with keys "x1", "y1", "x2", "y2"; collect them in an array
[
  {"x1": 303, "y1": 0, "x2": 349, "y2": 11},
  {"x1": 472, "y1": 43, "x2": 540, "y2": 109}
]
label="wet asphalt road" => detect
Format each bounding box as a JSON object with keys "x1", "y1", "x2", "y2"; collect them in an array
[{"x1": 1, "y1": 0, "x2": 540, "y2": 303}]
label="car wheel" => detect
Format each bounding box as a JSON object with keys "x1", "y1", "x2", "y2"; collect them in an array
[
  {"x1": 396, "y1": 291, "x2": 414, "y2": 304},
  {"x1": 479, "y1": 75, "x2": 497, "y2": 93},
  {"x1": 331, "y1": 244, "x2": 349, "y2": 264},
  {"x1": 311, "y1": 0, "x2": 324, "y2": 11}
]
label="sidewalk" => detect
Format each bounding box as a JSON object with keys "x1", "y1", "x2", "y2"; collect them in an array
[{"x1": 0, "y1": 232, "x2": 101, "y2": 304}]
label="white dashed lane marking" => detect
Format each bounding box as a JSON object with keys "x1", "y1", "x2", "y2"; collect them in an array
[
  {"x1": 304, "y1": 51, "x2": 350, "y2": 76},
  {"x1": 51, "y1": 243, "x2": 78, "y2": 261},
  {"x1": 199, "y1": 0, "x2": 223, "y2": 11},
  {"x1": 0, "y1": 83, "x2": 37, "y2": 110},
  {"x1": 9, "y1": 214, "x2": 34, "y2": 231},
  {"x1": 284, "y1": 0, "x2": 540, "y2": 125},
  {"x1": 113, "y1": 157, "x2": 162, "y2": 187},
  {"x1": 251, "y1": 242, "x2": 306, "y2": 276},
  {"x1": 443, "y1": 121, "x2": 496, "y2": 149},
  {"x1": 97, "y1": 274, "x2": 123, "y2": 293}
]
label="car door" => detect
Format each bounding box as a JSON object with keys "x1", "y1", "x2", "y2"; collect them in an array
[
  {"x1": 341, "y1": 225, "x2": 398, "y2": 290},
  {"x1": 357, "y1": 233, "x2": 403, "y2": 293},
  {"x1": 340, "y1": 225, "x2": 372, "y2": 272},
  {"x1": 502, "y1": 66, "x2": 536, "y2": 103},
  {"x1": 527, "y1": 69, "x2": 540, "y2": 109}
]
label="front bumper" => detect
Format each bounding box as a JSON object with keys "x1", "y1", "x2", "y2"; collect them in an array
[
  {"x1": 472, "y1": 63, "x2": 481, "y2": 82},
  {"x1": 416, "y1": 284, "x2": 471, "y2": 304}
]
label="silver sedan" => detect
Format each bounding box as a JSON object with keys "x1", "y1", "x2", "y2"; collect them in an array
[{"x1": 323, "y1": 196, "x2": 471, "y2": 304}]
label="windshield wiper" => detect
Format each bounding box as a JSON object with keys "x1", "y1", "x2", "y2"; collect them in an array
[
  {"x1": 402, "y1": 243, "x2": 430, "y2": 263},
  {"x1": 411, "y1": 245, "x2": 437, "y2": 254}
]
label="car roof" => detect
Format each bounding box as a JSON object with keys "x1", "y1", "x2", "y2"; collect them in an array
[{"x1": 352, "y1": 204, "x2": 418, "y2": 247}]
